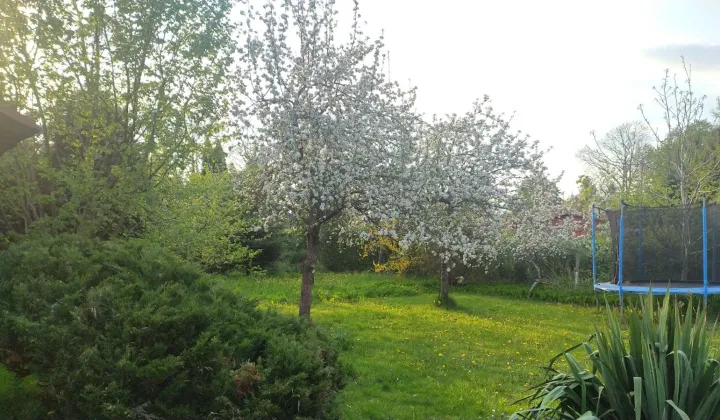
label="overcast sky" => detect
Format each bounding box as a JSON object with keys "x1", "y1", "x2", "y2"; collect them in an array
[{"x1": 342, "y1": 0, "x2": 720, "y2": 194}]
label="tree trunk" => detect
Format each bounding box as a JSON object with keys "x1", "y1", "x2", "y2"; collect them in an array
[
  {"x1": 439, "y1": 264, "x2": 450, "y2": 307},
  {"x1": 681, "y1": 206, "x2": 690, "y2": 281},
  {"x1": 529, "y1": 261, "x2": 543, "y2": 298},
  {"x1": 299, "y1": 226, "x2": 320, "y2": 318}
]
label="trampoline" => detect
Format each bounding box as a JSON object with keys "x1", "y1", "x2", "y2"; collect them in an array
[{"x1": 592, "y1": 196, "x2": 720, "y2": 310}]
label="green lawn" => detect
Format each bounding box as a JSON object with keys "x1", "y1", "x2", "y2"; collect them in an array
[{"x1": 221, "y1": 273, "x2": 607, "y2": 419}]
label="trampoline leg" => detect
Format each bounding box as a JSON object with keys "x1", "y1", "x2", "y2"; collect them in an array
[{"x1": 620, "y1": 294, "x2": 624, "y2": 317}]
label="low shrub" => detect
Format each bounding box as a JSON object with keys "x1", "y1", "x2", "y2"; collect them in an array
[
  {"x1": 512, "y1": 293, "x2": 720, "y2": 419},
  {"x1": 0, "y1": 234, "x2": 346, "y2": 419},
  {"x1": 0, "y1": 364, "x2": 44, "y2": 419}
]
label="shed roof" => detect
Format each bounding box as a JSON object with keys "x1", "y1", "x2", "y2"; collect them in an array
[{"x1": 0, "y1": 108, "x2": 41, "y2": 156}]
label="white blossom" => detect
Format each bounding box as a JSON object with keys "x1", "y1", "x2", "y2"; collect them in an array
[
  {"x1": 503, "y1": 172, "x2": 580, "y2": 276},
  {"x1": 236, "y1": 0, "x2": 418, "y2": 315},
  {"x1": 398, "y1": 97, "x2": 544, "y2": 273}
]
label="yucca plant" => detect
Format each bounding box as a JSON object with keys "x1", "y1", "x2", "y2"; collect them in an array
[{"x1": 512, "y1": 292, "x2": 720, "y2": 419}]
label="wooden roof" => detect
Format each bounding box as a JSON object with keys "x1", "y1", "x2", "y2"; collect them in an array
[{"x1": 0, "y1": 108, "x2": 41, "y2": 156}]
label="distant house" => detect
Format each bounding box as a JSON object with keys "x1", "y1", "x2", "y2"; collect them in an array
[{"x1": 552, "y1": 210, "x2": 604, "y2": 238}]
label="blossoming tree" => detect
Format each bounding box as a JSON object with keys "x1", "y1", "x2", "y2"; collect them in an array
[
  {"x1": 399, "y1": 97, "x2": 544, "y2": 306},
  {"x1": 504, "y1": 172, "x2": 579, "y2": 288},
  {"x1": 239, "y1": 0, "x2": 417, "y2": 317}
]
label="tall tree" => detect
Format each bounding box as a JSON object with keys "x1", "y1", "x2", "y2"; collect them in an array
[
  {"x1": 201, "y1": 140, "x2": 229, "y2": 174},
  {"x1": 239, "y1": 0, "x2": 418, "y2": 317},
  {"x1": 576, "y1": 121, "x2": 652, "y2": 198},
  {"x1": 639, "y1": 60, "x2": 720, "y2": 280},
  {"x1": 398, "y1": 97, "x2": 543, "y2": 306},
  {"x1": 0, "y1": 0, "x2": 236, "y2": 236},
  {"x1": 566, "y1": 175, "x2": 598, "y2": 212}
]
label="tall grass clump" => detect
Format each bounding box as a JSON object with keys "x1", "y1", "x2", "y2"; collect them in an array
[{"x1": 513, "y1": 292, "x2": 720, "y2": 419}]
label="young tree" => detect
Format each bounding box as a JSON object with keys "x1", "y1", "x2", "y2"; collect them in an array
[
  {"x1": 566, "y1": 175, "x2": 598, "y2": 212},
  {"x1": 145, "y1": 171, "x2": 258, "y2": 272},
  {"x1": 239, "y1": 0, "x2": 418, "y2": 317},
  {"x1": 639, "y1": 60, "x2": 720, "y2": 280},
  {"x1": 504, "y1": 172, "x2": 578, "y2": 288},
  {"x1": 398, "y1": 97, "x2": 543, "y2": 306},
  {"x1": 576, "y1": 121, "x2": 652, "y2": 198},
  {"x1": 639, "y1": 61, "x2": 718, "y2": 207}
]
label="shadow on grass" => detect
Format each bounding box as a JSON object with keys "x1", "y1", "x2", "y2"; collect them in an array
[
  {"x1": 435, "y1": 295, "x2": 487, "y2": 317},
  {"x1": 436, "y1": 294, "x2": 509, "y2": 319}
]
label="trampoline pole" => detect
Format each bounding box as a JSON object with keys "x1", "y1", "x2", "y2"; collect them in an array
[
  {"x1": 638, "y1": 207, "x2": 644, "y2": 283},
  {"x1": 592, "y1": 204, "x2": 597, "y2": 287},
  {"x1": 714, "y1": 205, "x2": 717, "y2": 284},
  {"x1": 619, "y1": 201, "x2": 625, "y2": 316},
  {"x1": 703, "y1": 195, "x2": 708, "y2": 307},
  {"x1": 592, "y1": 204, "x2": 599, "y2": 310}
]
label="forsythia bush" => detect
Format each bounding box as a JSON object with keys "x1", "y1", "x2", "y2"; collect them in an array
[{"x1": 0, "y1": 235, "x2": 346, "y2": 419}]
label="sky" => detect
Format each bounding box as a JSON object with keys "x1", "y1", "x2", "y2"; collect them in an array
[{"x1": 334, "y1": 0, "x2": 720, "y2": 195}]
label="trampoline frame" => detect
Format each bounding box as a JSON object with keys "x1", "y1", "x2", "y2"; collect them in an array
[{"x1": 592, "y1": 196, "x2": 715, "y2": 311}]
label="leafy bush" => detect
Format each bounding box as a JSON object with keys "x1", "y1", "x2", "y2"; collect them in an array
[
  {"x1": 247, "y1": 226, "x2": 306, "y2": 274},
  {"x1": 512, "y1": 293, "x2": 720, "y2": 419},
  {"x1": 0, "y1": 365, "x2": 44, "y2": 419},
  {"x1": 145, "y1": 172, "x2": 258, "y2": 273},
  {"x1": 459, "y1": 281, "x2": 619, "y2": 307},
  {"x1": 318, "y1": 227, "x2": 373, "y2": 273},
  {"x1": 0, "y1": 234, "x2": 346, "y2": 419}
]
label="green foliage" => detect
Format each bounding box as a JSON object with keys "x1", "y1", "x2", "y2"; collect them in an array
[
  {"x1": 0, "y1": 235, "x2": 346, "y2": 419},
  {"x1": 645, "y1": 120, "x2": 720, "y2": 206},
  {"x1": 0, "y1": 364, "x2": 44, "y2": 419},
  {"x1": 513, "y1": 293, "x2": 720, "y2": 419},
  {"x1": 145, "y1": 171, "x2": 258, "y2": 272},
  {"x1": 0, "y1": 0, "x2": 236, "y2": 237},
  {"x1": 319, "y1": 221, "x2": 374, "y2": 273},
  {"x1": 247, "y1": 227, "x2": 306, "y2": 275},
  {"x1": 567, "y1": 175, "x2": 597, "y2": 213},
  {"x1": 201, "y1": 140, "x2": 229, "y2": 174},
  {"x1": 458, "y1": 281, "x2": 615, "y2": 306}
]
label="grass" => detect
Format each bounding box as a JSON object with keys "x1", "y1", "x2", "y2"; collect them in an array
[{"x1": 220, "y1": 272, "x2": 609, "y2": 419}]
